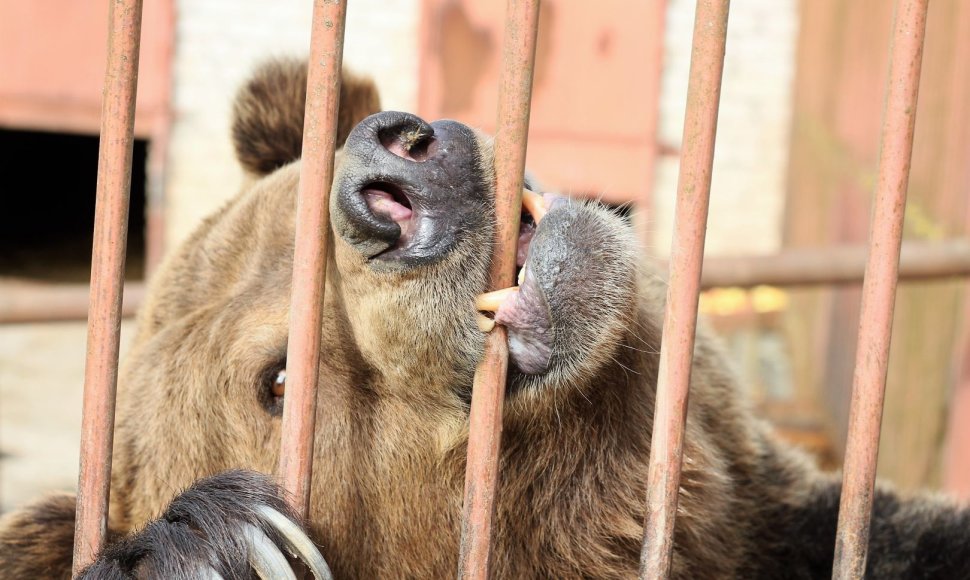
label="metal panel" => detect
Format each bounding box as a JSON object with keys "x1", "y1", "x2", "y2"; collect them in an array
[
  {"x1": 0, "y1": 0, "x2": 171, "y2": 137},
  {"x1": 417, "y1": 0, "x2": 668, "y2": 205}
]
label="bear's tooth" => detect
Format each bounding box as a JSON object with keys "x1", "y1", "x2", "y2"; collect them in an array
[
  {"x1": 476, "y1": 287, "x2": 519, "y2": 312},
  {"x1": 522, "y1": 188, "x2": 547, "y2": 223},
  {"x1": 477, "y1": 314, "x2": 496, "y2": 333}
]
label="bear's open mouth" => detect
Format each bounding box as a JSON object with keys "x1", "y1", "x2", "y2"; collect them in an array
[
  {"x1": 477, "y1": 190, "x2": 558, "y2": 375},
  {"x1": 516, "y1": 209, "x2": 536, "y2": 272},
  {"x1": 359, "y1": 174, "x2": 558, "y2": 375},
  {"x1": 362, "y1": 181, "x2": 415, "y2": 247}
]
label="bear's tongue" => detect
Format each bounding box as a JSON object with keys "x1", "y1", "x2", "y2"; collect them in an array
[
  {"x1": 363, "y1": 189, "x2": 412, "y2": 222},
  {"x1": 363, "y1": 187, "x2": 414, "y2": 246}
]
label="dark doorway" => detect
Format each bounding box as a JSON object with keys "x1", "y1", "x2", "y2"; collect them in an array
[{"x1": 0, "y1": 128, "x2": 147, "y2": 282}]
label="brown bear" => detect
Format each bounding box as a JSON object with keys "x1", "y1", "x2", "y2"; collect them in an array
[{"x1": 2, "y1": 58, "x2": 969, "y2": 579}]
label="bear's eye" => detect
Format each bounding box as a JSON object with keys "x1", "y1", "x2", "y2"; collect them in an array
[
  {"x1": 259, "y1": 362, "x2": 287, "y2": 415},
  {"x1": 272, "y1": 370, "x2": 286, "y2": 397}
]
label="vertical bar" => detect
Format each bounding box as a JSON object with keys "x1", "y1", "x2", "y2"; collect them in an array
[
  {"x1": 72, "y1": 0, "x2": 144, "y2": 574},
  {"x1": 278, "y1": 0, "x2": 348, "y2": 518},
  {"x1": 832, "y1": 1, "x2": 929, "y2": 577},
  {"x1": 458, "y1": 0, "x2": 540, "y2": 578},
  {"x1": 639, "y1": 1, "x2": 730, "y2": 578}
]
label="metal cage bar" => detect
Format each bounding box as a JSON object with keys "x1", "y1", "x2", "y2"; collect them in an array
[
  {"x1": 56, "y1": 0, "x2": 946, "y2": 577},
  {"x1": 832, "y1": 0, "x2": 929, "y2": 577},
  {"x1": 457, "y1": 0, "x2": 541, "y2": 577},
  {"x1": 696, "y1": 240, "x2": 970, "y2": 289},
  {"x1": 278, "y1": 0, "x2": 349, "y2": 519},
  {"x1": 639, "y1": 1, "x2": 730, "y2": 578},
  {"x1": 72, "y1": 0, "x2": 144, "y2": 574}
]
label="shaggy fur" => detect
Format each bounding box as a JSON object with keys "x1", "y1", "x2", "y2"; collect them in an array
[
  {"x1": 2, "y1": 59, "x2": 970, "y2": 579},
  {"x1": 232, "y1": 58, "x2": 380, "y2": 176}
]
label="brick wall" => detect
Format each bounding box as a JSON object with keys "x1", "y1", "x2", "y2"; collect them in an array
[{"x1": 652, "y1": 0, "x2": 798, "y2": 257}]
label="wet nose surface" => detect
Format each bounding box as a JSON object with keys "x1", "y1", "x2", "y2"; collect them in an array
[{"x1": 334, "y1": 111, "x2": 489, "y2": 268}]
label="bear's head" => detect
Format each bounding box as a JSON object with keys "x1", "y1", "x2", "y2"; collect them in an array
[{"x1": 108, "y1": 59, "x2": 744, "y2": 577}]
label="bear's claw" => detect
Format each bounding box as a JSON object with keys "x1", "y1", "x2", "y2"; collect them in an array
[
  {"x1": 245, "y1": 522, "x2": 297, "y2": 580},
  {"x1": 76, "y1": 470, "x2": 333, "y2": 580},
  {"x1": 254, "y1": 504, "x2": 333, "y2": 580}
]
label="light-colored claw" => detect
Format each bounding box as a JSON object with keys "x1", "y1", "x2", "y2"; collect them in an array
[
  {"x1": 517, "y1": 265, "x2": 526, "y2": 286},
  {"x1": 477, "y1": 314, "x2": 496, "y2": 332},
  {"x1": 243, "y1": 522, "x2": 297, "y2": 580},
  {"x1": 256, "y1": 505, "x2": 334, "y2": 580},
  {"x1": 522, "y1": 188, "x2": 547, "y2": 223},
  {"x1": 476, "y1": 286, "x2": 519, "y2": 312}
]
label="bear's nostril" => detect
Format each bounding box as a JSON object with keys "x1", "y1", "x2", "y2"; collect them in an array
[
  {"x1": 406, "y1": 135, "x2": 437, "y2": 162},
  {"x1": 379, "y1": 130, "x2": 438, "y2": 163}
]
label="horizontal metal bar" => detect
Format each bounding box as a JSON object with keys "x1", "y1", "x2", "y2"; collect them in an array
[
  {"x1": 697, "y1": 240, "x2": 970, "y2": 289},
  {"x1": 0, "y1": 281, "x2": 145, "y2": 324},
  {"x1": 3, "y1": 239, "x2": 966, "y2": 325}
]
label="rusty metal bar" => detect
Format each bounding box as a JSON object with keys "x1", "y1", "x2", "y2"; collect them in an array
[
  {"x1": 832, "y1": 1, "x2": 929, "y2": 577},
  {"x1": 72, "y1": 0, "x2": 144, "y2": 574},
  {"x1": 458, "y1": 0, "x2": 540, "y2": 577},
  {"x1": 0, "y1": 281, "x2": 145, "y2": 324},
  {"x1": 696, "y1": 240, "x2": 970, "y2": 289},
  {"x1": 639, "y1": 1, "x2": 730, "y2": 578},
  {"x1": 277, "y1": 0, "x2": 348, "y2": 519}
]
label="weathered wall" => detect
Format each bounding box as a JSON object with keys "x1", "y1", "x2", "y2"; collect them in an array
[{"x1": 783, "y1": 0, "x2": 970, "y2": 492}]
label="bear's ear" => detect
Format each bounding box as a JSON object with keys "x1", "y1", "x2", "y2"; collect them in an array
[{"x1": 231, "y1": 58, "x2": 381, "y2": 177}]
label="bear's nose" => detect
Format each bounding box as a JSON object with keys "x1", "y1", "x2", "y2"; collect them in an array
[
  {"x1": 333, "y1": 112, "x2": 489, "y2": 268},
  {"x1": 345, "y1": 111, "x2": 438, "y2": 165}
]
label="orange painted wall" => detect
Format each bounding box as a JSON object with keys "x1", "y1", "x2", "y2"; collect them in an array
[
  {"x1": 418, "y1": 0, "x2": 665, "y2": 205},
  {"x1": 0, "y1": 0, "x2": 173, "y2": 137}
]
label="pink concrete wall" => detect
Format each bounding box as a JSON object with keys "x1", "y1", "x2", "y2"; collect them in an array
[{"x1": 0, "y1": 0, "x2": 173, "y2": 137}]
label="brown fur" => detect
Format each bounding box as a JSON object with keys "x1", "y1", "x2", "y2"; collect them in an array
[
  {"x1": 2, "y1": 61, "x2": 970, "y2": 579},
  {"x1": 232, "y1": 58, "x2": 380, "y2": 176},
  {"x1": 0, "y1": 494, "x2": 77, "y2": 578}
]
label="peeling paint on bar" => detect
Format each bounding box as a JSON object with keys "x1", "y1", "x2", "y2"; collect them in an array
[
  {"x1": 639, "y1": 1, "x2": 731, "y2": 578},
  {"x1": 458, "y1": 0, "x2": 541, "y2": 578},
  {"x1": 72, "y1": 0, "x2": 144, "y2": 574},
  {"x1": 832, "y1": 1, "x2": 929, "y2": 578},
  {"x1": 278, "y1": 0, "x2": 348, "y2": 520}
]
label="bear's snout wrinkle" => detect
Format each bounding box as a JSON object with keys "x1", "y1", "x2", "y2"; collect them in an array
[{"x1": 333, "y1": 111, "x2": 491, "y2": 269}]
